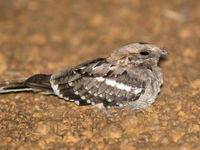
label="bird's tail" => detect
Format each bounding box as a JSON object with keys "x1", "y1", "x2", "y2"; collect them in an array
[{"x1": 0, "y1": 74, "x2": 53, "y2": 94}]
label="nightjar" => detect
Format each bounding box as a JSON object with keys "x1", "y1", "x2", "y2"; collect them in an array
[{"x1": 0, "y1": 42, "x2": 168, "y2": 113}]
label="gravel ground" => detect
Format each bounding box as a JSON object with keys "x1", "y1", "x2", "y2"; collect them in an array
[{"x1": 0, "y1": 0, "x2": 200, "y2": 149}]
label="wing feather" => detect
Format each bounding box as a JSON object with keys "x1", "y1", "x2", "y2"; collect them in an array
[{"x1": 50, "y1": 57, "x2": 146, "y2": 108}]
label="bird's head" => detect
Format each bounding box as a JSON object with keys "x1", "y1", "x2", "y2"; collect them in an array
[{"x1": 108, "y1": 42, "x2": 168, "y2": 67}]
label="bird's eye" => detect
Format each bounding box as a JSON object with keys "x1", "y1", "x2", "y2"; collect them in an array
[{"x1": 140, "y1": 51, "x2": 149, "y2": 56}]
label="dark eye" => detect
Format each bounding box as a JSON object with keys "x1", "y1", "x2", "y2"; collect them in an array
[
  {"x1": 138, "y1": 42, "x2": 148, "y2": 44},
  {"x1": 140, "y1": 51, "x2": 149, "y2": 56}
]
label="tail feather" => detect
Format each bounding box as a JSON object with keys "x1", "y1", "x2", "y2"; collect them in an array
[
  {"x1": 0, "y1": 74, "x2": 53, "y2": 94},
  {"x1": 0, "y1": 87, "x2": 34, "y2": 93},
  {"x1": 0, "y1": 78, "x2": 30, "y2": 93}
]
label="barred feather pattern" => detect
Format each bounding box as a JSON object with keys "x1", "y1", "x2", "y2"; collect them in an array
[{"x1": 50, "y1": 58, "x2": 147, "y2": 109}]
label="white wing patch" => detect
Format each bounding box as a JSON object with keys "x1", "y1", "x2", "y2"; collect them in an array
[
  {"x1": 95, "y1": 77, "x2": 132, "y2": 92},
  {"x1": 133, "y1": 88, "x2": 142, "y2": 94},
  {"x1": 95, "y1": 77, "x2": 105, "y2": 82}
]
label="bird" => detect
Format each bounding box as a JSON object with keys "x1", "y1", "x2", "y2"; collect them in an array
[{"x1": 0, "y1": 42, "x2": 168, "y2": 115}]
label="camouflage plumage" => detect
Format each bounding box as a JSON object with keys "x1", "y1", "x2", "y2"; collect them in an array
[{"x1": 0, "y1": 42, "x2": 167, "y2": 111}]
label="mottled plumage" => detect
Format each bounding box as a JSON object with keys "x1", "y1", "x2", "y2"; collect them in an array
[{"x1": 0, "y1": 42, "x2": 167, "y2": 112}]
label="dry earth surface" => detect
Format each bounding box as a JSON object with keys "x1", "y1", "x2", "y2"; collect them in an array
[{"x1": 0, "y1": 0, "x2": 200, "y2": 149}]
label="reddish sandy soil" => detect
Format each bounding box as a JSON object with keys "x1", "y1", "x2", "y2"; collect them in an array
[{"x1": 0, "y1": 0, "x2": 199, "y2": 149}]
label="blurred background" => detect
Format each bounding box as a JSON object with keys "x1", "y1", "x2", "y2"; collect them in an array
[
  {"x1": 0, "y1": 0, "x2": 199, "y2": 75},
  {"x1": 0, "y1": 0, "x2": 199, "y2": 149}
]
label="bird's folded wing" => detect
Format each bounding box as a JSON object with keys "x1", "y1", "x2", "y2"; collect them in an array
[{"x1": 50, "y1": 58, "x2": 146, "y2": 108}]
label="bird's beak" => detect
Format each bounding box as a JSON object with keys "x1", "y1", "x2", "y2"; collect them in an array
[{"x1": 160, "y1": 49, "x2": 168, "y2": 56}]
